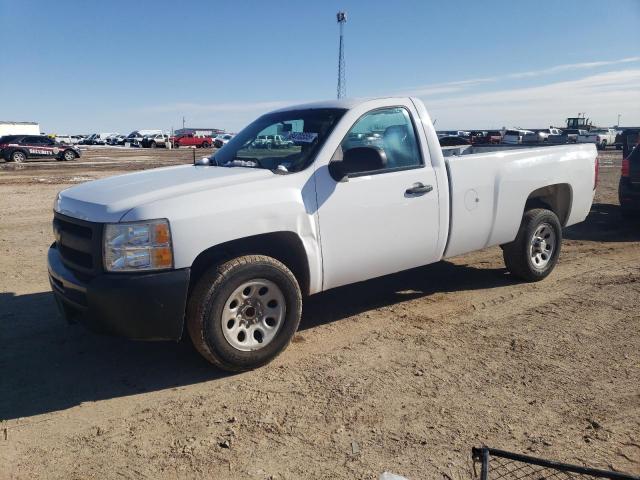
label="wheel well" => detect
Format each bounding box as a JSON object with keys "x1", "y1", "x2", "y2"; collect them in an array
[
  {"x1": 189, "y1": 232, "x2": 310, "y2": 295},
  {"x1": 12, "y1": 149, "x2": 28, "y2": 158},
  {"x1": 524, "y1": 183, "x2": 572, "y2": 226}
]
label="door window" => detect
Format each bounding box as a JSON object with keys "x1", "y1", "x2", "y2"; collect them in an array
[{"x1": 339, "y1": 107, "x2": 422, "y2": 172}]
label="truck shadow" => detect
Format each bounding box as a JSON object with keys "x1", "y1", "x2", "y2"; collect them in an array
[
  {"x1": 0, "y1": 261, "x2": 510, "y2": 420},
  {"x1": 0, "y1": 291, "x2": 226, "y2": 421},
  {"x1": 300, "y1": 260, "x2": 512, "y2": 331},
  {"x1": 564, "y1": 203, "x2": 640, "y2": 242}
]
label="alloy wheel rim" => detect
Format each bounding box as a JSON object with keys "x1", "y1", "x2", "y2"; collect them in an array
[
  {"x1": 529, "y1": 222, "x2": 556, "y2": 270},
  {"x1": 221, "y1": 278, "x2": 285, "y2": 351}
]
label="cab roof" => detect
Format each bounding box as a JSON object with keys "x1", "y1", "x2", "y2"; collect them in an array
[{"x1": 269, "y1": 97, "x2": 412, "y2": 113}]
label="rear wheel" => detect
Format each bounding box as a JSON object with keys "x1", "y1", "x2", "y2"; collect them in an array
[
  {"x1": 150, "y1": 141, "x2": 157, "y2": 149},
  {"x1": 10, "y1": 150, "x2": 26, "y2": 163},
  {"x1": 202, "y1": 142, "x2": 210, "y2": 148},
  {"x1": 187, "y1": 255, "x2": 302, "y2": 371},
  {"x1": 502, "y1": 208, "x2": 562, "y2": 282}
]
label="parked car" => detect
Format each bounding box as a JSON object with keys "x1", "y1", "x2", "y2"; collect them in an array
[
  {"x1": 172, "y1": 133, "x2": 212, "y2": 148},
  {"x1": 576, "y1": 130, "x2": 599, "y2": 145},
  {"x1": 104, "y1": 134, "x2": 121, "y2": 145},
  {"x1": 341, "y1": 132, "x2": 383, "y2": 150},
  {"x1": 479, "y1": 130, "x2": 503, "y2": 144},
  {"x1": 78, "y1": 134, "x2": 97, "y2": 145},
  {"x1": 107, "y1": 134, "x2": 127, "y2": 146},
  {"x1": 522, "y1": 128, "x2": 563, "y2": 144},
  {"x1": 590, "y1": 128, "x2": 617, "y2": 150},
  {"x1": 502, "y1": 129, "x2": 533, "y2": 144},
  {"x1": 619, "y1": 143, "x2": 640, "y2": 217},
  {"x1": 213, "y1": 134, "x2": 235, "y2": 148},
  {"x1": 90, "y1": 133, "x2": 117, "y2": 145},
  {"x1": 619, "y1": 129, "x2": 640, "y2": 160},
  {"x1": 562, "y1": 129, "x2": 582, "y2": 143},
  {"x1": 141, "y1": 133, "x2": 170, "y2": 148},
  {"x1": 55, "y1": 135, "x2": 78, "y2": 145},
  {"x1": 439, "y1": 135, "x2": 471, "y2": 147},
  {"x1": 48, "y1": 96, "x2": 597, "y2": 371},
  {"x1": 0, "y1": 135, "x2": 81, "y2": 162},
  {"x1": 123, "y1": 130, "x2": 163, "y2": 147},
  {"x1": 614, "y1": 129, "x2": 639, "y2": 152}
]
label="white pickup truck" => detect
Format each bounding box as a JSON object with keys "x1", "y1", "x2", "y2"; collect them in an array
[
  {"x1": 49, "y1": 97, "x2": 597, "y2": 371},
  {"x1": 590, "y1": 128, "x2": 617, "y2": 150}
]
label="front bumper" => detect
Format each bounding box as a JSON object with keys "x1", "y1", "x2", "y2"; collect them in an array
[
  {"x1": 619, "y1": 179, "x2": 640, "y2": 211},
  {"x1": 48, "y1": 244, "x2": 190, "y2": 340}
]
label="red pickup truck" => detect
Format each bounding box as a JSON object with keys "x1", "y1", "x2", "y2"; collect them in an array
[{"x1": 172, "y1": 134, "x2": 212, "y2": 148}]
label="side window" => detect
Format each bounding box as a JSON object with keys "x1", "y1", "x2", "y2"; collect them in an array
[{"x1": 340, "y1": 107, "x2": 422, "y2": 172}]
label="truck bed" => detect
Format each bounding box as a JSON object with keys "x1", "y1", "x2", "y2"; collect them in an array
[{"x1": 441, "y1": 143, "x2": 597, "y2": 258}]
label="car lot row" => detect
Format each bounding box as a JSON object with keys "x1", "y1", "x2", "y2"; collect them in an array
[
  {"x1": 61, "y1": 131, "x2": 236, "y2": 149},
  {"x1": 436, "y1": 126, "x2": 633, "y2": 150}
]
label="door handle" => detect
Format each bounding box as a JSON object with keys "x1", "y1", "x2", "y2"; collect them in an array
[{"x1": 405, "y1": 183, "x2": 433, "y2": 195}]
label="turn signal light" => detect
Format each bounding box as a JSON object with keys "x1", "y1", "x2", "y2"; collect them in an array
[{"x1": 152, "y1": 247, "x2": 173, "y2": 268}]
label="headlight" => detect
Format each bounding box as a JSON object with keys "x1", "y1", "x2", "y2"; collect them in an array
[{"x1": 103, "y1": 219, "x2": 173, "y2": 272}]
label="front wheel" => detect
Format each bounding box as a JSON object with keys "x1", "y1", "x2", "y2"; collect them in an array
[
  {"x1": 502, "y1": 208, "x2": 562, "y2": 282},
  {"x1": 201, "y1": 142, "x2": 210, "y2": 148},
  {"x1": 10, "y1": 150, "x2": 27, "y2": 163},
  {"x1": 186, "y1": 255, "x2": 302, "y2": 371},
  {"x1": 63, "y1": 149, "x2": 76, "y2": 161}
]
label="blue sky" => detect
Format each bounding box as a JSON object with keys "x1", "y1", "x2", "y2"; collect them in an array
[{"x1": 1, "y1": 0, "x2": 639, "y2": 133}]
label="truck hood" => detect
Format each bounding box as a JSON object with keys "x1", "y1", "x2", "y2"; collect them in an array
[{"x1": 55, "y1": 164, "x2": 273, "y2": 223}]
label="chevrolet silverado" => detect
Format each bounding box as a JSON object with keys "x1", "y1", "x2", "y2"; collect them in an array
[{"x1": 49, "y1": 97, "x2": 597, "y2": 371}]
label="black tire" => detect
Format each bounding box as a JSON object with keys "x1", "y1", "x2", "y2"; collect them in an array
[
  {"x1": 174, "y1": 143, "x2": 179, "y2": 148},
  {"x1": 186, "y1": 255, "x2": 302, "y2": 371},
  {"x1": 201, "y1": 142, "x2": 209, "y2": 148},
  {"x1": 63, "y1": 149, "x2": 76, "y2": 161},
  {"x1": 502, "y1": 208, "x2": 562, "y2": 282},
  {"x1": 150, "y1": 141, "x2": 157, "y2": 149},
  {"x1": 10, "y1": 150, "x2": 27, "y2": 163}
]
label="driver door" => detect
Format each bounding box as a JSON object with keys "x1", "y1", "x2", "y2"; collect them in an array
[{"x1": 315, "y1": 105, "x2": 441, "y2": 290}]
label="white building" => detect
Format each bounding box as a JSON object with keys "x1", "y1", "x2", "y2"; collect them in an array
[{"x1": 0, "y1": 121, "x2": 40, "y2": 136}]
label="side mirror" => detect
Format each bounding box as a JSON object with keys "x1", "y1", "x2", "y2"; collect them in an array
[{"x1": 329, "y1": 147, "x2": 386, "y2": 182}]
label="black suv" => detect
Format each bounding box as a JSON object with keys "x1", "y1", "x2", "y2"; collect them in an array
[{"x1": 0, "y1": 135, "x2": 81, "y2": 162}]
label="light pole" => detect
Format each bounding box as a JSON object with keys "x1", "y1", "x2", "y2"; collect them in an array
[
  {"x1": 617, "y1": 114, "x2": 621, "y2": 127},
  {"x1": 336, "y1": 11, "x2": 347, "y2": 99}
]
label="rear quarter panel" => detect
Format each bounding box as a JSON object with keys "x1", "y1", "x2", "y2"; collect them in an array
[{"x1": 443, "y1": 144, "x2": 596, "y2": 258}]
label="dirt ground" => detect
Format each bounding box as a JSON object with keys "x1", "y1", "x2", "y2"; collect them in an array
[{"x1": 0, "y1": 147, "x2": 638, "y2": 480}]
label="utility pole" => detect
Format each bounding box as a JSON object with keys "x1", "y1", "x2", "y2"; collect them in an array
[
  {"x1": 617, "y1": 113, "x2": 621, "y2": 127},
  {"x1": 336, "y1": 11, "x2": 347, "y2": 99},
  {"x1": 182, "y1": 116, "x2": 186, "y2": 130}
]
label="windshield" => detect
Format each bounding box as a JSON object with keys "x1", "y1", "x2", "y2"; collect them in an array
[{"x1": 209, "y1": 108, "x2": 346, "y2": 173}]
